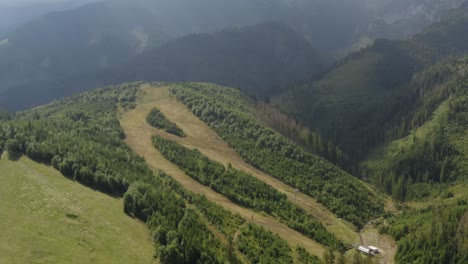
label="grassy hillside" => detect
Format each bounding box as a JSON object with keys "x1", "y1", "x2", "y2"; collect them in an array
[{"x1": 0, "y1": 156, "x2": 154, "y2": 264}]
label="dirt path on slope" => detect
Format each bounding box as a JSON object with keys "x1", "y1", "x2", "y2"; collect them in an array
[
  {"x1": 134, "y1": 84, "x2": 358, "y2": 243},
  {"x1": 119, "y1": 85, "x2": 327, "y2": 258}
]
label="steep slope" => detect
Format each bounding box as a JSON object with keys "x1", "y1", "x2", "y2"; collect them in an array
[
  {"x1": 0, "y1": 156, "x2": 155, "y2": 263},
  {"x1": 381, "y1": 197, "x2": 468, "y2": 263},
  {"x1": 348, "y1": 57, "x2": 468, "y2": 264},
  {"x1": 274, "y1": 7, "x2": 468, "y2": 158},
  {"x1": 362, "y1": 58, "x2": 468, "y2": 201},
  {"x1": 169, "y1": 83, "x2": 385, "y2": 228}
]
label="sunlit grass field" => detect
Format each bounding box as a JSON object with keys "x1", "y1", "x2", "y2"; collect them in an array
[{"x1": 0, "y1": 155, "x2": 156, "y2": 264}]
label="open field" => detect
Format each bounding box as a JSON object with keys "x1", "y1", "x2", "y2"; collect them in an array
[
  {"x1": 0, "y1": 156, "x2": 155, "y2": 264},
  {"x1": 119, "y1": 85, "x2": 328, "y2": 258},
  {"x1": 135, "y1": 84, "x2": 359, "y2": 244}
]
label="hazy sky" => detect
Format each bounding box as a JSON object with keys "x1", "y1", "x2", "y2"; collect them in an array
[{"x1": 0, "y1": 0, "x2": 97, "y2": 8}]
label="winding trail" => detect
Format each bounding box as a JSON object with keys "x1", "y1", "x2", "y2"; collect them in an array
[{"x1": 119, "y1": 85, "x2": 327, "y2": 258}]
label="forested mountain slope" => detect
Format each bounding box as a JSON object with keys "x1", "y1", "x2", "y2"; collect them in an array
[
  {"x1": 362, "y1": 57, "x2": 468, "y2": 201},
  {"x1": 169, "y1": 83, "x2": 384, "y2": 228},
  {"x1": 360, "y1": 58, "x2": 468, "y2": 264},
  {"x1": 116, "y1": 22, "x2": 325, "y2": 99},
  {"x1": 274, "y1": 7, "x2": 468, "y2": 158},
  {"x1": 0, "y1": 22, "x2": 324, "y2": 110}
]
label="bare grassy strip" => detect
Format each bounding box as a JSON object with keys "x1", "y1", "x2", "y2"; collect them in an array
[
  {"x1": 139, "y1": 84, "x2": 358, "y2": 244},
  {"x1": 119, "y1": 86, "x2": 327, "y2": 258}
]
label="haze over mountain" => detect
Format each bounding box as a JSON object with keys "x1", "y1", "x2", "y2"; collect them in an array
[
  {"x1": 0, "y1": 0, "x2": 98, "y2": 34},
  {"x1": 0, "y1": 22, "x2": 327, "y2": 109},
  {"x1": 2, "y1": 0, "x2": 465, "y2": 109}
]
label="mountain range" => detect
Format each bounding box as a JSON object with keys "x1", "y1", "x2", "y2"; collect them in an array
[{"x1": 1, "y1": 0, "x2": 466, "y2": 110}]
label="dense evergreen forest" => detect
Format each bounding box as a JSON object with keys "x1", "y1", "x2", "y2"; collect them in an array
[
  {"x1": 380, "y1": 200, "x2": 468, "y2": 263},
  {"x1": 147, "y1": 107, "x2": 185, "y2": 137},
  {"x1": 256, "y1": 102, "x2": 354, "y2": 172},
  {"x1": 0, "y1": 83, "x2": 323, "y2": 263},
  {"x1": 362, "y1": 58, "x2": 468, "y2": 201},
  {"x1": 152, "y1": 135, "x2": 343, "y2": 250},
  {"x1": 170, "y1": 83, "x2": 383, "y2": 228}
]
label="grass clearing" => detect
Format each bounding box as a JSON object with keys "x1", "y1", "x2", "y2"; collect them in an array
[
  {"x1": 119, "y1": 84, "x2": 328, "y2": 258},
  {"x1": 357, "y1": 221, "x2": 398, "y2": 264},
  {"x1": 0, "y1": 156, "x2": 155, "y2": 264}
]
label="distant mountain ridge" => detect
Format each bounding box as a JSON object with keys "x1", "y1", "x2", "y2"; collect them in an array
[
  {"x1": 0, "y1": 22, "x2": 325, "y2": 110},
  {"x1": 0, "y1": 0, "x2": 466, "y2": 110}
]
